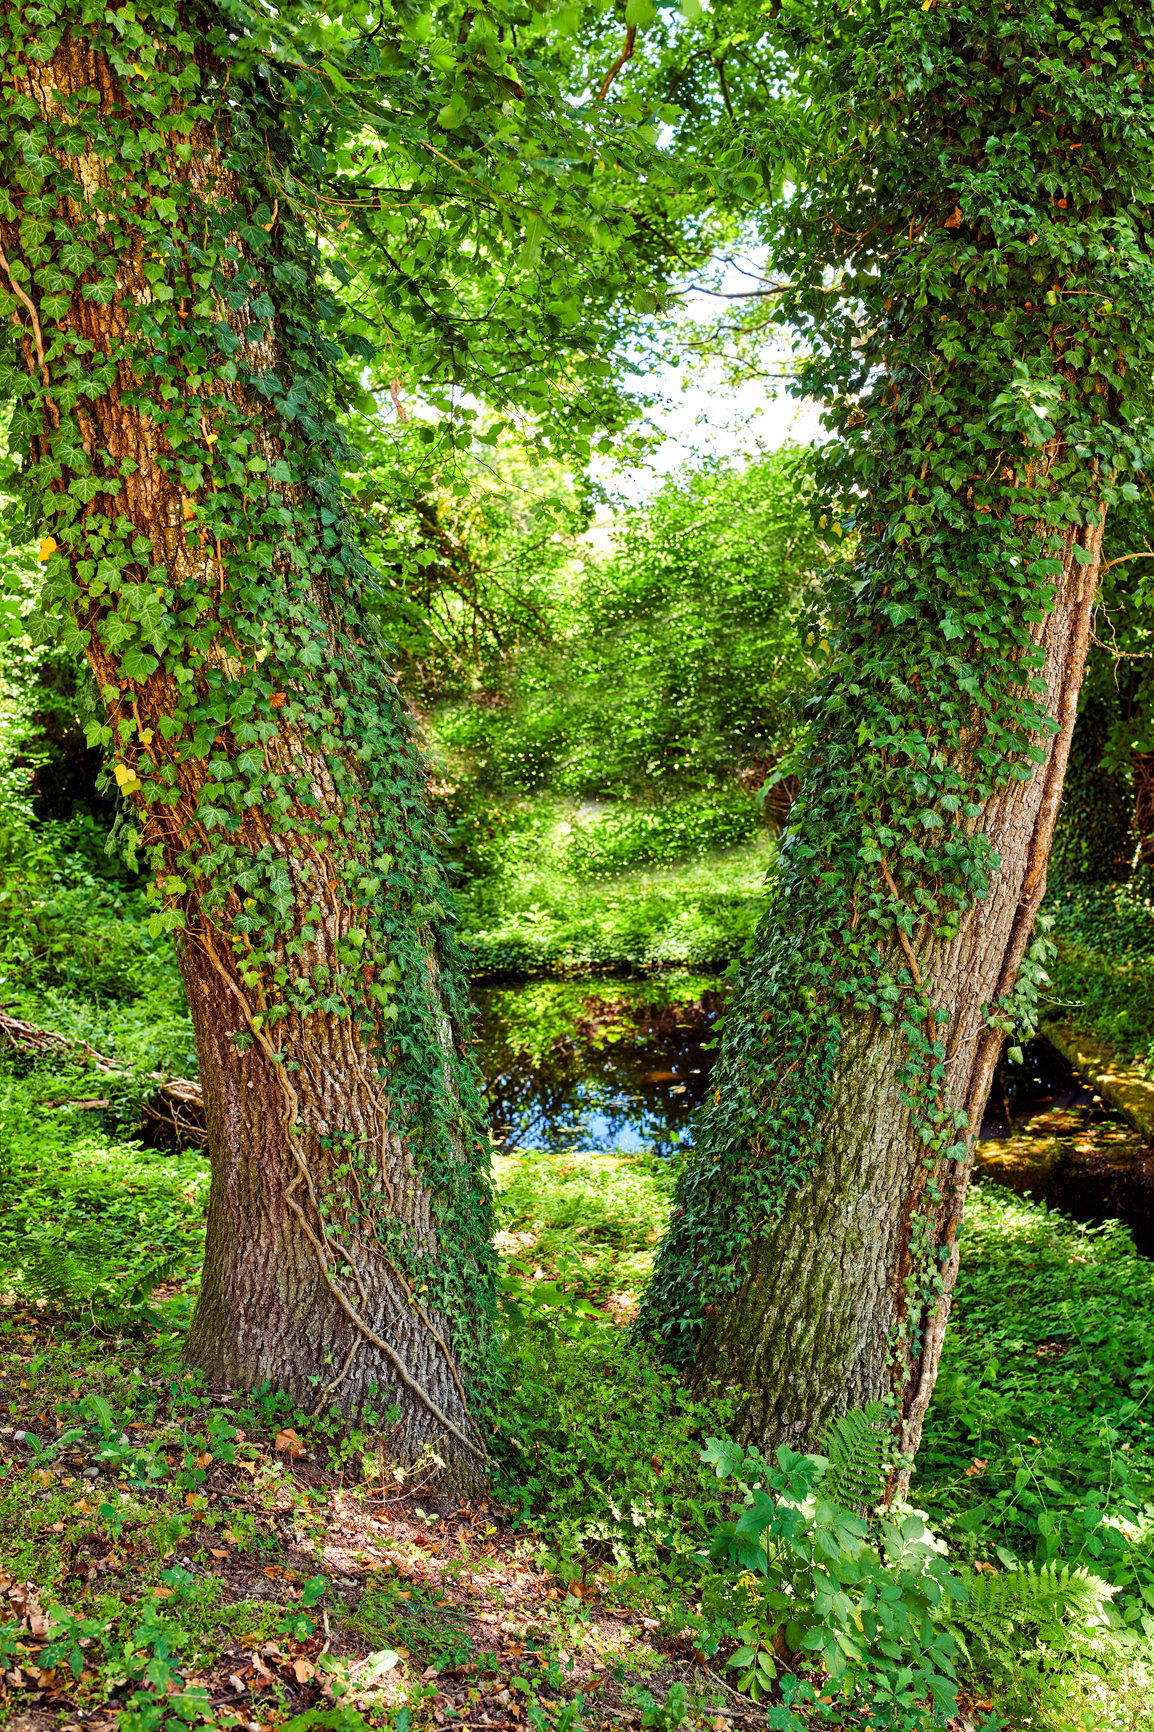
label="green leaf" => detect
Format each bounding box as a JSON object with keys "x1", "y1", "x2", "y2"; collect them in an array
[{"x1": 121, "y1": 646, "x2": 159, "y2": 682}]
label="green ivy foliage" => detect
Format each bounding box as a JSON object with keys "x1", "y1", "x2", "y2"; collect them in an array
[
  {"x1": 0, "y1": 0, "x2": 683, "y2": 1425},
  {"x1": 641, "y1": 0, "x2": 1154, "y2": 1387}
]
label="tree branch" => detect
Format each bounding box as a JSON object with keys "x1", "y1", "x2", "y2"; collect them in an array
[
  {"x1": 713, "y1": 56, "x2": 737, "y2": 127},
  {"x1": 596, "y1": 25, "x2": 636, "y2": 103}
]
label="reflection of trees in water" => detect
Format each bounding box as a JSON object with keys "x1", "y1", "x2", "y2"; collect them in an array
[{"x1": 474, "y1": 988, "x2": 723, "y2": 1153}]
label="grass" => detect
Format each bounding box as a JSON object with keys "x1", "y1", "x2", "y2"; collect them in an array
[
  {"x1": 2, "y1": 1038, "x2": 1154, "y2": 1728},
  {"x1": 456, "y1": 837, "x2": 773, "y2": 974}
]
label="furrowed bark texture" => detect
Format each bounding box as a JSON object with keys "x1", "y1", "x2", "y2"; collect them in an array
[
  {"x1": 183, "y1": 945, "x2": 483, "y2": 1476},
  {"x1": 6, "y1": 16, "x2": 491, "y2": 1484},
  {"x1": 689, "y1": 511, "x2": 1103, "y2": 1463}
]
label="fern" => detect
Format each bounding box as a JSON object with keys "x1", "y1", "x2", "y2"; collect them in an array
[
  {"x1": 940, "y1": 1562, "x2": 1113, "y2": 1667},
  {"x1": 818, "y1": 1401, "x2": 889, "y2": 1509},
  {"x1": 17, "y1": 1230, "x2": 180, "y2": 1327},
  {"x1": 21, "y1": 1234, "x2": 109, "y2": 1307}
]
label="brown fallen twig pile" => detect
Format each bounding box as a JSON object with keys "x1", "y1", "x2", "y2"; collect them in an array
[{"x1": 0, "y1": 1007, "x2": 205, "y2": 1148}]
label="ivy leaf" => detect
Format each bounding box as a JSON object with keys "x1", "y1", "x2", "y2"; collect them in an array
[{"x1": 121, "y1": 646, "x2": 159, "y2": 682}]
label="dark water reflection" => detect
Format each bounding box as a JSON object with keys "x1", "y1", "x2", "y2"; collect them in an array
[
  {"x1": 979, "y1": 1036, "x2": 1098, "y2": 1138},
  {"x1": 471, "y1": 977, "x2": 1154, "y2": 1252},
  {"x1": 471, "y1": 976, "x2": 721, "y2": 1156},
  {"x1": 978, "y1": 1037, "x2": 1154, "y2": 1255}
]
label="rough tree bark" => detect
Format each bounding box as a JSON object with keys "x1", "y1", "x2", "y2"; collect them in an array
[
  {"x1": 641, "y1": 0, "x2": 1154, "y2": 1478},
  {"x1": 692, "y1": 507, "x2": 1102, "y2": 1468},
  {"x1": 2, "y1": 3, "x2": 495, "y2": 1480}
]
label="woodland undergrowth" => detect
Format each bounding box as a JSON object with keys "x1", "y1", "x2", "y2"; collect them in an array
[
  {"x1": 1, "y1": 781, "x2": 1153, "y2": 1730},
  {"x1": 2, "y1": 859, "x2": 1154, "y2": 1730}
]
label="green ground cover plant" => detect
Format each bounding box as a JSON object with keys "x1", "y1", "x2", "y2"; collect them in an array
[
  {"x1": 0, "y1": 1083, "x2": 207, "y2": 1329},
  {"x1": 456, "y1": 835, "x2": 771, "y2": 974},
  {"x1": 2, "y1": 997, "x2": 1154, "y2": 1728},
  {"x1": 1041, "y1": 871, "x2": 1154, "y2": 1070}
]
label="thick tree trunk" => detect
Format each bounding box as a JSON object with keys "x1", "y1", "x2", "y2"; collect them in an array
[
  {"x1": 638, "y1": 0, "x2": 1153, "y2": 1473},
  {"x1": 182, "y1": 944, "x2": 483, "y2": 1470},
  {"x1": 690, "y1": 513, "x2": 1101, "y2": 1466},
  {"x1": 2, "y1": 7, "x2": 494, "y2": 1482}
]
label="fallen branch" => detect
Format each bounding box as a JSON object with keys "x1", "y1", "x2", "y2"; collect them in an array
[{"x1": 0, "y1": 1008, "x2": 205, "y2": 1149}]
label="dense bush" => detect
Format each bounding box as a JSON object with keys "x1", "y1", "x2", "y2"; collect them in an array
[{"x1": 435, "y1": 446, "x2": 824, "y2": 807}]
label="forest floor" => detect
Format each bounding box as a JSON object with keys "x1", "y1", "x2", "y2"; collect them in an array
[
  {"x1": 0, "y1": 1296, "x2": 734, "y2": 1732},
  {"x1": 3, "y1": 1118, "x2": 1154, "y2": 1732},
  {"x1": 5, "y1": 850, "x2": 1154, "y2": 1730}
]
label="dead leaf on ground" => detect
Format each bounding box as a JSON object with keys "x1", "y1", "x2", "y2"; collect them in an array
[
  {"x1": 275, "y1": 1429, "x2": 306, "y2": 1458},
  {"x1": 293, "y1": 1658, "x2": 316, "y2": 1684}
]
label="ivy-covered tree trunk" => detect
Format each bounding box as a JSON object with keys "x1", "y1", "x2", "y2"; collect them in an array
[
  {"x1": 1, "y1": 3, "x2": 495, "y2": 1478},
  {"x1": 641, "y1": 0, "x2": 1154, "y2": 1474}
]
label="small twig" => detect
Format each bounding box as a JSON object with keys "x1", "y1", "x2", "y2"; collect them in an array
[
  {"x1": 702, "y1": 1668, "x2": 774, "y2": 1719},
  {"x1": 714, "y1": 57, "x2": 737, "y2": 127},
  {"x1": 1101, "y1": 548, "x2": 1154, "y2": 574},
  {"x1": 596, "y1": 25, "x2": 636, "y2": 103}
]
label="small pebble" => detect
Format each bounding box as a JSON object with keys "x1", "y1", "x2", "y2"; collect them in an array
[
  {"x1": 82, "y1": 1467, "x2": 99, "y2": 1480},
  {"x1": 13, "y1": 1430, "x2": 25, "y2": 1444}
]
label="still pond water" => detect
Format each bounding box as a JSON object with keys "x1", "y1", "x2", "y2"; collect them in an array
[{"x1": 473, "y1": 973, "x2": 1154, "y2": 1255}]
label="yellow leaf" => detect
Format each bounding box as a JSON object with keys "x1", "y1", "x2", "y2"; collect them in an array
[
  {"x1": 38, "y1": 537, "x2": 57, "y2": 562},
  {"x1": 112, "y1": 763, "x2": 134, "y2": 788}
]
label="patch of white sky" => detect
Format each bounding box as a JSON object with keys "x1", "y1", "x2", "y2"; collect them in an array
[{"x1": 591, "y1": 245, "x2": 826, "y2": 506}]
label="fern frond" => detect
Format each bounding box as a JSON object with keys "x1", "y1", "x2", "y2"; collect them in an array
[
  {"x1": 818, "y1": 1401, "x2": 889, "y2": 1509},
  {"x1": 21, "y1": 1236, "x2": 110, "y2": 1307},
  {"x1": 941, "y1": 1562, "x2": 1112, "y2": 1665},
  {"x1": 16, "y1": 1234, "x2": 182, "y2": 1324}
]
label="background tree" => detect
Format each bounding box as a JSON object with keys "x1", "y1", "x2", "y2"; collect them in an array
[{"x1": 640, "y1": 0, "x2": 1154, "y2": 1474}]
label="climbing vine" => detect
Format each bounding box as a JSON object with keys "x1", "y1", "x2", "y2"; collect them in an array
[
  {"x1": 640, "y1": 0, "x2": 1154, "y2": 1424},
  {"x1": 0, "y1": 0, "x2": 670, "y2": 1437}
]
